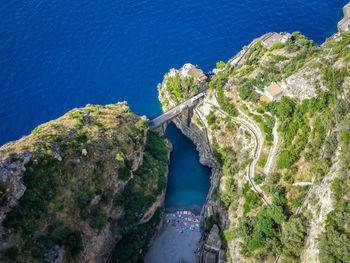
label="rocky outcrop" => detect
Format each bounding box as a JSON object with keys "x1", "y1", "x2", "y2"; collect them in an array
[
  {"x1": 280, "y1": 63, "x2": 326, "y2": 100},
  {"x1": 338, "y1": 2, "x2": 350, "y2": 33},
  {"x1": 0, "y1": 152, "x2": 32, "y2": 222},
  {"x1": 300, "y1": 146, "x2": 341, "y2": 262},
  {"x1": 0, "y1": 103, "x2": 170, "y2": 263}
]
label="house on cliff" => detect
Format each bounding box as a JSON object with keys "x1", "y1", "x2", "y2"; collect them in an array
[
  {"x1": 260, "y1": 82, "x2": 283, "y2": 103},
  {"x1": 182, "y1": 63, "x2": 208, "y2": 82},
  {"x1": 262, "y1": 32, "x2": 292, "y2": 49}
]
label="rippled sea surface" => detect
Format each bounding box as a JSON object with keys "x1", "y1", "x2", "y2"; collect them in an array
[{"x1": 0, "y1": 0, "x2": 347, "y2": 209}]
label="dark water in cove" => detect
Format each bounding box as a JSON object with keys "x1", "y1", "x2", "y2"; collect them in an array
[{"x1": 0, "y1": 0, "x2": 347, "y2": 210}]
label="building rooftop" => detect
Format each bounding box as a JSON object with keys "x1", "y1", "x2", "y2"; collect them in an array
[
  {"x1": 260, "y1": 94, "x2": 272, "y2": 103},
  {"x1": 262, "y1": 32, "x2": 292, "y2": 49},
  {"x1": 188, "y1": 65, "x2": 207, "y2": 81},
  {"x1": 265, "y1": 83, "x2": 283, "y2": 97}
]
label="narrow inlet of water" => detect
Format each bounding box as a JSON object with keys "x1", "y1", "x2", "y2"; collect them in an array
[{"x1": 164, "y1": 123, "x2": 211, "y2": 212}]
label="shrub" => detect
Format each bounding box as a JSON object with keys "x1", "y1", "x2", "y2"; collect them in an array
[
  {"x1": 277, "y1": 151, "x2": 294, "y2": 169},
  {"x1": 206, "y1": 111, "x2": 217, "y2": 125},
  {"x1": 243, "y1": 190, "x2": 261, "y2": 215},
  {"x1": 269, "y1": 42, "x2": 284, "y2": 51},
  {"x1": 51, "y1": 227, "x2": 82, "y2": 254},
  {"x1": 77, "y1": 185, "x2": 94, "y2": 208},
  {"x1": 216, "y1": 61, "x2": 226, "y2": 69},
  {"x1": 341, "y1": 130, "x2": 350, "y2": 141},
  {"x1": 89, "y1": 207, "x2": 107, "y2": 230},
  {"x1": 258, "y1": 158, "x2": 266, "y2": 168},
  {"x1": 253, "y1": 174, "x2": 263, "y2": 184},
  {"x1": 135, "y1": 120, "x2": 149, "y2": 132},
  {"x1": 268, "y1": 173, "x2": 281, "y2": 184},
  {"x1": 147, "y1": 132, "x2": 169, "y2": 163},
  {"x1": 281, "y1": 216, "x2": 307, "y2": 262}
]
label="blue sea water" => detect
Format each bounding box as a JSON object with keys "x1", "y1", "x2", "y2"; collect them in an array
[
  {"x1": 165, "y1": 123, "x2": 211, "y2": 211},
  {"x1": 0, "y1": 0, "x2": 347, "y2": 210}
]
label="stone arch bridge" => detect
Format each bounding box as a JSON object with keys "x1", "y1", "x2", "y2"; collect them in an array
[{"x1": 148, "y1": 91, "x2": 206, "y2": 136}]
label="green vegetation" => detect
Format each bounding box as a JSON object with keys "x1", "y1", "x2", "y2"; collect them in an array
[
  {"x1": 257, "y1": 158, "x2": 266, "y2": 168},
  {"x1": 282, "y1": 32, "x2": 320, "y2": 77},
  {"x1": 217, "y1": 147, "x2": 240, "y2": 209},
  {"x1": 267, "y1": 173, "x2": 281, "y2": 184},
  {"x1": 165, "y1": 73, "x2": 199, "y2": 103},
  {"x1": 112, "y1": 132, "x2": 169, "y2": 261},
  {"x1": 216, "y1": 61, "x2": 226, "y2": 69},
  {"x1": 319, "y1": 200, "x2": 350, "y2": 263},
  {"x1": 238, "y1": 186, "x2": 288, "y2": 260},
  {"x1": 245, "y1": 41, "x2": 264, "y2": 65},
  {"x1": 253, "y1": 173, "x2": 263, "y2": 184},
  {"x1": 269, "y1": 42, "x2": 284, "y2": 51},
  {"x1": 210, "y1": 70, "x2": 239, "y2": 117},
  {"x1": 112, "y1": 208, "x2": 163, "y2": 263},
  {"x1": 280, "y1": 216, "x2": 307, "y2": 262},
  {"x1": 318, "y1": 118, "x2": 350, "y2": 263},
  {"x1": 208, "y1": 31, "x2": 350, "y2": 262},
  {"x1": 243, "y1": 188, "x2": 261, "y2": 215},
  {"x1": 206, "y1": 110, "x2": 217, "y2": 125},
  {"x1": 50, "y1": 227, "x2": 82, "y2": 255},
  {"x1": 135, "y1": 119, "x2": 149, "y2": 132},
  {"x1": 0, "y1": 104, "x2": 170, "y2": 262}
]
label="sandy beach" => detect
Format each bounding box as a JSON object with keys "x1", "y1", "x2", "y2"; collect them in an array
[{"x1": 145, "y1": 211, "x2": 202, "y2": 263}]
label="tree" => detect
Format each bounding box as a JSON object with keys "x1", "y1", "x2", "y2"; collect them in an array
[
  {"x1": 253, "y1": 173, "x2": 263, "y2": 184},
  {"x1": 281, "y1": 216, "x2": 307, "y2": 262},
  {"x1": 267, "y1": 204, "x2": 286, "y2": 224},
  {"x1": 267, "y1": 173, "x2": 281, "y2": 184},
  {"x1": 216, "y1": 61, "x2": 226, "y2": 69},
  {"x1": 115, "y1": 153, "x2": 125, "y2": 168},
  {"x1": 51, "y1": 227, "x2": 82, "y2": 254},
  {"x1": 277, "y1": 97, "x2": 295, "y2": 120}
]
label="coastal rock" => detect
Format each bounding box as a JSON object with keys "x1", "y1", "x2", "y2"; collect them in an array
[
  {"x1": 338, "y1": 2, "x2": 350, "y2": 33},
  {"x1": 0, "y1": 104, "x2": 170, "y2": 263},
  {"x1": 0, "y1": 152, "x2": 32, "y2": 222}
]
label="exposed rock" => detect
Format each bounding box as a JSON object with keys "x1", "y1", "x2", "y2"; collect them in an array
[
  {"x1": 0, "y1": 152, "x2": 32, "y2": 222},
  {"x1": 82, "y1": 148, "x2": 87, "y2": 156},
  {"x1": 338, "y1": 2, "x2": 350, "y2": 33},
  {"x1": 280, "y1": 65, "x2": 325, "y2": 100},
  {"x1": 44, "y1": 245, "x2": 65, "y2": 263},
  {"x1": 300, "y1": 148, "x2": 341, "y2": 263}
]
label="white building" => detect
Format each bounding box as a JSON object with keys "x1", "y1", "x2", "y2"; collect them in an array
[{"x1": 264, "y1": 83, "x2": 283, "y2": 102}]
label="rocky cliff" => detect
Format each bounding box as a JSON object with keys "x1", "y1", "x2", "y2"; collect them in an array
[
  {"x1": 0, "y1": 102, "x2": 170, "y2": 262},
  {"x1": 157, "y1": 29, "x2": 350, "y2": 263},
  {"x1": 338, "y1": 2, "x2": 350, "y2": 33}
]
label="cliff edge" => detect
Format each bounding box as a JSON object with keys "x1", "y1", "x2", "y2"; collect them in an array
[
  {"x1": 157, "y1": 30, "x2": 350, "y2": 263},
  {"x1": 338, "y1": 2, "x2": 350, "y2": 33},
  {"x1": 0, "y1": 102, "x2": 170, "y2": 262}
]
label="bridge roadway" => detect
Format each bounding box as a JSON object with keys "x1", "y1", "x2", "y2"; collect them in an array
[{"x1": 148, "y1": 91, "x2": 206, "y2": 129}]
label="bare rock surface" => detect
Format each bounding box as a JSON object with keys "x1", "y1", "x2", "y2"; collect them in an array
[{"x1": 338, "y1": 2, "x2": 350, "y2": 33}]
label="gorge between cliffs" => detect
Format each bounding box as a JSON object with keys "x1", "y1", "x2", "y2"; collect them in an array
[{"x1": 1, "y1": 3, "x2": 350, "y2": 263}]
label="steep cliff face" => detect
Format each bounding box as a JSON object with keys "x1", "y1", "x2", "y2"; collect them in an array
[
  {"x1": 0, "y1": 102, "x2": 170, "y2": 262},
  {"x1": 338, "y1": 2, "x2": 350, "y2": 33},
  {"x1": 157, "y1": 30, "x2": 350, "y2": 263}
]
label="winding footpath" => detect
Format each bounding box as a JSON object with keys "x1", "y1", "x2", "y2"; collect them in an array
[{"x1": 202, "y1": 98, "x2": 271, "y2": 206}]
